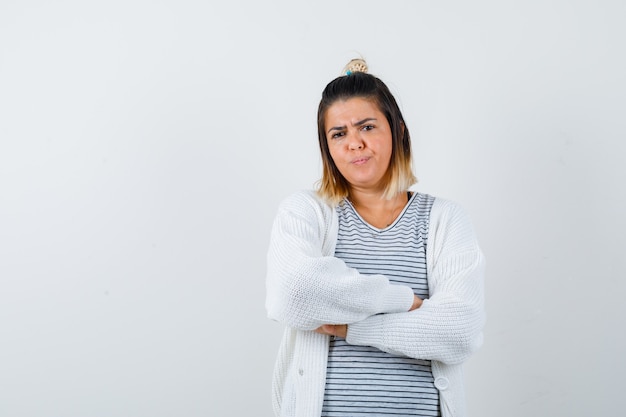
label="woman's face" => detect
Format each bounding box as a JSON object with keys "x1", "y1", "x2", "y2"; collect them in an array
[{"x1": 324, "y1": 97, "x2": 393, "y2": 193}]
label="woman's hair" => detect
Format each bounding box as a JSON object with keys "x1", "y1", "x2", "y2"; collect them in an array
[{"x1": 316, "y1": 61, "x2": 417, "y2": 205}]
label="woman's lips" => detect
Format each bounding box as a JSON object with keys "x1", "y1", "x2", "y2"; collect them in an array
[{"x1": 351, "y1": 156, "x2": 370, "y2": 165}]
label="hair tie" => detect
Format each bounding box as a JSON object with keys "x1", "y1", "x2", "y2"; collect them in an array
[{"x1": 342, "y1": 58, "x2": 368, "y2": 76}]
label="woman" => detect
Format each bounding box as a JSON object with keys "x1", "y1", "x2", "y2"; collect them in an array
[{"x1": 265, "y1": 59, "x2": 485, "y2": 417}]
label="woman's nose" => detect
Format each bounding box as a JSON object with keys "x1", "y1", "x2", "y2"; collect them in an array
[{"x1": 347, "y1": 131, "x2": 364, "y2": 150}]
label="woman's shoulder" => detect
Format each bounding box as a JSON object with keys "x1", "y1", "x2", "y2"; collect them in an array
[
  {"x1": 422, "y1": 194, "x2": 479, "y2": 245},
  {"x1": 273, "y1": 190, "x2": 338, "y2": 246}
]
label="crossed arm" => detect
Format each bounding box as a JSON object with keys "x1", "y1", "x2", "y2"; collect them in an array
[
  {"x1": 265, "y1": 192, "x2": 485, "y2": 364},
  {"x1": 315, "y1": 295, "x2": 423, "y2": 338}
]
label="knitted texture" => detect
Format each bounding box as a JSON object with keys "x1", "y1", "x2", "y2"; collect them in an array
[
  {"x1": 265, "y1": 190, "x2": 485, "y2": 417},
  {"x1": 266, "y1": 191, "x2": 415, "y2": 330}
]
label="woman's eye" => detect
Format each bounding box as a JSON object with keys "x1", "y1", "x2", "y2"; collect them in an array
[
  {"x1": 331, "y1": 132, "x2": 345, "y2": 139},
  {"x1": 362, "y1": 125, "x2": 374, "y2": 131}
]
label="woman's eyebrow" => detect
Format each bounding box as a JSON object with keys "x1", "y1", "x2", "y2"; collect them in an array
[
  {"x1": 327, "y1": 125, "x2": 346, "y2": 134},
  {"x1": 327, "y1": 118, "x2": 377, "y2": 134},
  {"x1": 353, "y1": 117, "x2": 377, "y2": 127}
]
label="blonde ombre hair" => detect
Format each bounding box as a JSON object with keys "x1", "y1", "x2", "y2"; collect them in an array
[{"x1": 316, "y1": 67, "x2": 417, "y2": 205}]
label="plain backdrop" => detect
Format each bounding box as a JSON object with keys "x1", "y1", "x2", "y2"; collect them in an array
[{"x1": 1, "y1": 1, "x2": 625, "y2": 416}]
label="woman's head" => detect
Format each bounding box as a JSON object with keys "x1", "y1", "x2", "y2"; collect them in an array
[{"x1": 316, "y1": 61, "x2": 417, "y2": 204}]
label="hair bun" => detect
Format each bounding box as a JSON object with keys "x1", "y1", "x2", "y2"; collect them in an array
[{"x1": 343, "y1": 58, "x2": 368, "y2": 75}]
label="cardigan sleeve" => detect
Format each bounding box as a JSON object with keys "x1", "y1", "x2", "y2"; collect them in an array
[
  {"x1": 265, "y1": 191, "x2": 415, "y2": 331},
  {"x1": 345, "y1": 198, "x2": 486, "y2": 365}
]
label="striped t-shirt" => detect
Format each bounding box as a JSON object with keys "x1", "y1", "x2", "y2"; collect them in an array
[{"x1": 321, "y1": 192, "x2": 440, "y2": 417}]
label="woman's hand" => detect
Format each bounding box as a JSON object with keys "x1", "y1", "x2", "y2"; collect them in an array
[
  {"x1": 409, "y1": 294, "x2": 423, "y2": 311},
  {"x1": 315, "y1": 324, "x2": 348, "y2": 338}
]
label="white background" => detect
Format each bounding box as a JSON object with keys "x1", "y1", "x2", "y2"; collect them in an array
[{"x1": 1, "y1": 1, "x2": 625, "y2": 416}]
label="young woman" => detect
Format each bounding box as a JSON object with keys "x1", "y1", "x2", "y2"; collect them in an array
[{"x1": 265, "y1": 59, "x2": 485, "y2": 417}]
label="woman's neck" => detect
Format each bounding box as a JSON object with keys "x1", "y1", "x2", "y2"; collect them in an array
[{"x1": 348, "y1": 190, "x2": 409, "y2": 228}]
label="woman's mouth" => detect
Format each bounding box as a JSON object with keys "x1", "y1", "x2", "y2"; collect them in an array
[{"x1": 351, "y1": 157, "x2": 370, "y2": 165}]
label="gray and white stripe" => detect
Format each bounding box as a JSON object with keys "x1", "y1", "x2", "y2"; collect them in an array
[{"x1": 322, "y1": 192, "x2": 439, "y2": 417}]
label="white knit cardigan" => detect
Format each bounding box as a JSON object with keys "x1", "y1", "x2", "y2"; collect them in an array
[{"x1": 265, "y1": 190, "x2": 485, "y2": 417}]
